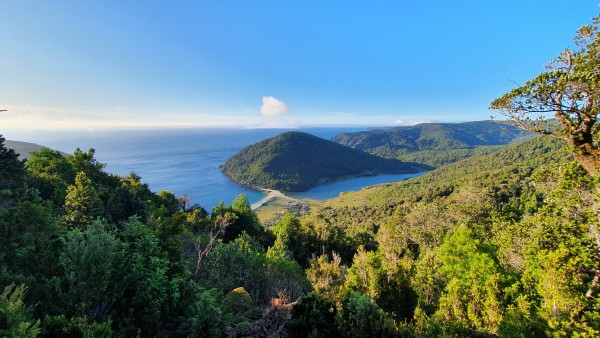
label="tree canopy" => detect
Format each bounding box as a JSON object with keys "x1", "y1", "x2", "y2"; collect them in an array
[{"x1": 491, "y1": 16, "x2": 600, "y2": 176}]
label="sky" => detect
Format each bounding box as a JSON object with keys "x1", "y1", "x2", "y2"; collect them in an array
[{"x1": 1, "y1": 1, "x2": 599, "y2": 137}]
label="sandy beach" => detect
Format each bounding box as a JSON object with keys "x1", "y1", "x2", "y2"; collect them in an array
[{"x1": 251, "y1": 189, "x2": 297, "y2": 210}]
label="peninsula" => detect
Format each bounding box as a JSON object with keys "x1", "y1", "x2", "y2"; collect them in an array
[{"x1": 222, "y1": 131, "x2": 428, "y2": 192}]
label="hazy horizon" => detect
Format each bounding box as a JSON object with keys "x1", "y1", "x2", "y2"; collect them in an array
[{"x1": 2, "y1": 1, "x2": 598, "y2": 136}]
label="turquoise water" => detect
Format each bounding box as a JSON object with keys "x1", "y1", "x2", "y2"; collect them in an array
[{"x1": 21, "y1": 128, "x2": 422, "y2": 210}]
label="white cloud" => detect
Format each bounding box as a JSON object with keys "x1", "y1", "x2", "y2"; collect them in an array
[
  {"x1": 260, "y1": 96, "x2": 290, "y2": 117},
  {"x1": 394, "y1": 119, "x2": 433, "y2": 126}
]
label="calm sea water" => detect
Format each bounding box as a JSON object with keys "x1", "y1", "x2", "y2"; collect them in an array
[{"x1": 21, "y1": 128, "x2": 422, "y2": 210}]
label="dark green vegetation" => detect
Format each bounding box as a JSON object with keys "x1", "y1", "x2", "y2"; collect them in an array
[
  {"x1": 0, "y1": 134, "x2": 306, "y2": 337},
  {"x1": 222, "y1": 131, "x2": 427, "y2": 191},
  {"x1": 4, "y1": 140, "x2": 67, "y2": 160},
  {"x1": 2, "y1": 129, "x2": 599, "y2": 337},
  {"x1": 332, "y1": 120, "x2": 532, "y2": 167}
]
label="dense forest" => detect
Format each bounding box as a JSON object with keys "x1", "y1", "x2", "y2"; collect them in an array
[
  {"x1": 222, "y1": 131, "x2": 426, "y2": 192},
  {"x1": 2, "y1": 130, "x2": 599, "y2": 337},
  {"x1": 3, "y1": 15, "x2": 600, "y2": 338},
  {"x1": 331, "y1": 121, "x2": 532, "y2": 168}
]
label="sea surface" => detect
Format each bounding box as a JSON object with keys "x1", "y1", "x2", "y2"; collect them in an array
[{"x1": 20, "y1": 128, "x2": 423, "y2": 210}]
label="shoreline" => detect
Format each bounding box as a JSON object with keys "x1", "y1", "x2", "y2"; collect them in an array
[{"x1": 251, "y1": 189, "x2": 297, "y2": 210}]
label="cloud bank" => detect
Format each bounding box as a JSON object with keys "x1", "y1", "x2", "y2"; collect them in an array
[
  {"x1": 261, "y1": 96, "x2": 289, "y2": 117},
  {"x1": 394, "y1": 119, "x2": 434, "y2": 126}
]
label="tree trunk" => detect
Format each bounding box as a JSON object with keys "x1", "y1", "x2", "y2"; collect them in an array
[{"x1": 570, "y1": 141, "x2": 600, "y2": 177}]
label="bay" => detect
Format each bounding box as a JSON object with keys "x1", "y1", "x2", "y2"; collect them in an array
[
  {"x1": 21, "y1": 127, "x2": 419, "y2": 210},
  {"x1": 288, "y1": 173, "x2": 424, "y2": 201}
]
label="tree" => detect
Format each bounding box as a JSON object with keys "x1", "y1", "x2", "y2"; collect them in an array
[
  {"x1": 0, "y1": 284, "x2": 41, "y2": 338},
  {"x1": 114, "y1": 219, "x2": 181, "y2": 336},
  {"x1": 306, "y1": 253, "x2": 347, "y2": 301},
  {"x1": 434, "y1": 225, "x2": 504, "y2": 335},
  {"x1": 490, "y1": 16, "x2": 600, "y2": 176},
  {"x1": 58, "y1": 221, "x2": 123, "y2": 321},
  {"x1": 106, "y1": 185, "x2": 145, "y2": 223},
  {"x1": 0, "y1": 134, "x2": 25, "y2": 190},
  {"x1": 338, "y1": 293, "x2": 399, "y2": 338},
  {"x1": 25, "y1": 148, "x2": 76, "y2": 207},
  {"x1": 285, "y1": 292, "x2": 340, "y2": 338},
  {"x1": 63, "y1": 172, "x2": 103, "y2": 229}
]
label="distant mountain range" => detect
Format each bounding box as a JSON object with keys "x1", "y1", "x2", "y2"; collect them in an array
[
  {"x1": 222, "y1": 131, "x2": 428, "y2": 192},
  {"x1": 331, "y1": 120, "x2": 533, "y2": 167}
]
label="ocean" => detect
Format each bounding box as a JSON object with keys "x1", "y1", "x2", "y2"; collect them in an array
[{"x1": 19, "y1": 128, "x2": 422, "y2": 210}]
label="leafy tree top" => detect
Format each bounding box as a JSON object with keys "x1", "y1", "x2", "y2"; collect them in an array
[{"x1": 491, "y1": 16, "x2": 600, "y2": 175}]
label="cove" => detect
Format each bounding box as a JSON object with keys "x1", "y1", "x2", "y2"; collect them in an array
[{"x1": 284, "y1": 172, "x2": 425, "y2": 201}]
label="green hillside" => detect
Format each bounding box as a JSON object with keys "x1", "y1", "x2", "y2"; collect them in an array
[
  {"x1": 367, "y1": 135, "x2": 571, "y2": 205},
  {"x1": 222, "y1": 131, "x2": 428, "y2": 191},
  {"x1": 276, "y1": 135, "x2": 600, "y2": 337},
  {"x1": 332, "y1": 120, "x2": 533, "y2": 167}
]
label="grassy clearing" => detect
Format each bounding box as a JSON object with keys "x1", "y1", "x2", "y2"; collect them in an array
[
  {"x1": 255, "y1": 196, "x2": 299, "y2": 223},
  {"x1": 318, "y1": 184, "x2": 385, "y2": 209}
]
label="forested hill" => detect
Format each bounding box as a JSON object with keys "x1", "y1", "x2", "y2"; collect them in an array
[
  {"x1": 332, "y1": 120, "x2": 531, "y2": 150},
  {"x1": 222, "y1": 131, "x2": 428, "y2": 191},
  {"x1": 331, "y1": 120, "x2": 533, "y2": 167},
  {"x1": 366, "y1": 134, "x2": 572, "y2": 205}
]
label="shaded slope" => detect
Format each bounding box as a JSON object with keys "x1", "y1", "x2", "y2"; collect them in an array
[{"x1": 222, "y1": 132, "x2": 428, "y2": 192}]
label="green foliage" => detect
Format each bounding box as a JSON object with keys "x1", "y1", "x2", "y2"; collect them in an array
[
  {"x1": 66, "y1": 149, "x2": 107, "y2": 186},
  {"x1": 223, "y1": 131, "x2": 426, "y2": 191},
  {"x1": 0, "y1": 284, "x2": 40, "y2": 338},
  {"x1": 25, "y1": 148, "x2": 75, "y2": 208},
  {"x1": 154, "y1": 211, "x2": 193, "y2": 277},
  {"x1": 176, "y1": 288, "x2": 224, "y2": 338},
  {"x1": 434, "y1": 225, "x2": 504, "y2": 335},
  {"x1": 0, "y1": 134, "x2": 26, "y2": 190},
  {"x1": 368, "y1": 135, "x2": 571, "y2": 207},
  {"x1": 211, "y1": 195, "x2": 275, "y2": 248},
  {"x1": 2, "y1": 121, "x2": 599, "y2": 337},
  {"x1": 114, "y1": 219, "x2": 182, "y2": 336},
  {"x1": 199, "y1": 233, "x2": 307, "y2": 303},
  {"x1": 517, "y1": 162, "x2": 600, "y2": 337},
  {"x1": 339, "y1": 292, "x2": 400, "y2": 338},
  {"x1": 62, "y1": 172, "x2": 103, "y2": 229},
  {"x1": 58, "y1": 221, "x2": 122, "y2": 321},
  {"x1": 41, "y1": 315, "x2": 112, "y2": 338},
  {"x1": 280, "y1": 209, "x2": 376, "y2": 267},
  {"x1": 156, "y1": 190, "x2": 180, "y2": 215},
  {"x1": 0, "y1": 201, "x2": 61, "y2": 278},
  {"x1": 344, "y1": 248, "x2": 417, "y2": 321},
  {"x1": 285, "y1": 292, "x2": 340, "y2": 338},
  {"x1": 106, "y1": 185, "x2": 145, "y2": 223},
  {"x1": 306, "y1": 253, "x2": 346, "y2": 301},
  {"x1": 412, "y1": 250, "x2": 445, "y2": 316},
  {"x1": 332, "y1": 120, "x2": 531, "y2": 167}
]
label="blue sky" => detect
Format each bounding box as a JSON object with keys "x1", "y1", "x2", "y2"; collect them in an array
[{"x1": 1, "y1": 1, "x2": 598, "y2": 134}]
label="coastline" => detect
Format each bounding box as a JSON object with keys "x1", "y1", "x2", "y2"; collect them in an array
[{"x1": 250, "y1": 189, "x2": 297, "y2": 210}]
